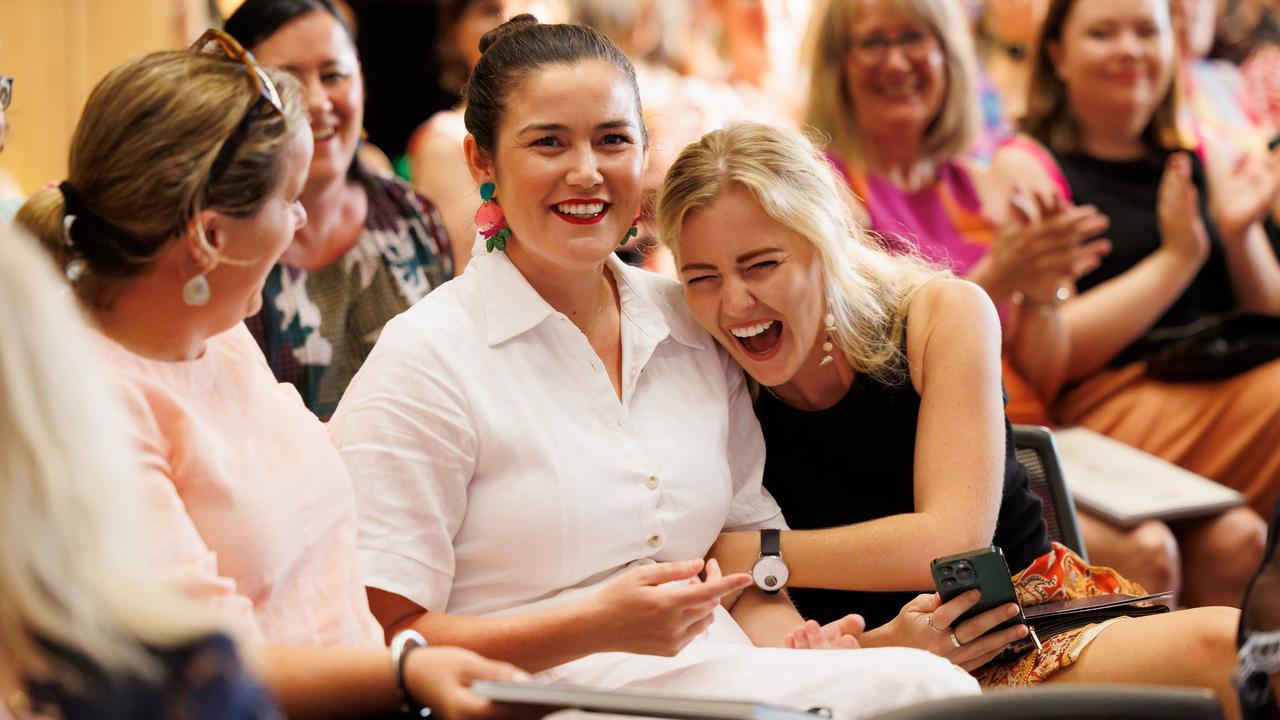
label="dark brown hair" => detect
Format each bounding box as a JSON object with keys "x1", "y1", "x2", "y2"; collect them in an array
[
  {"x1": 225, "y1": 0, "x2": 371, "y2": 183},
  {"x1": 463, "y1": 14, "x2": 647, "y2": 155},
  {"x1": 225, "y1": 0, "x2": 356, "y2": 50}
]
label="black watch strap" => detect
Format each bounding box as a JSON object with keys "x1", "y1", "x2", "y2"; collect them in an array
[{"x1": 760, "y1": 528, "x2": 781, "y2": 557}]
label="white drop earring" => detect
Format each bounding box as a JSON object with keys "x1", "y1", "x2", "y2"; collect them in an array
[
  {"x1": 819, "y1": 312, "x2": 836, "y2": 367},
  {"x1": 182, "y1": 274, "x2": 211, "y2": 306}
]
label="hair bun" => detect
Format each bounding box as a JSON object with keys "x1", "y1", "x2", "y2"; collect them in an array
[{"x1": 478, "y1": 13, "x2": 539, "y2": 54}]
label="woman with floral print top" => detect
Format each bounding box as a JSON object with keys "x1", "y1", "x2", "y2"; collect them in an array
[
  {"x1": 248, "y1": 173, "x2": 452, "y2": 417},
  {"x1": 230, "y1": 0, "x2": 453, "y2": 418}
]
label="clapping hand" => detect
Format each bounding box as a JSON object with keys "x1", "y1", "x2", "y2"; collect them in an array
[
  {"x1": 1209, "y1": 145, "x2": 1280, "y2": 244},
  {"x1": 983, "y1": 185, "x2": 1110, "y2": 305},
  {"x1": 1157, "y1": 152, "x2": 1211, "y2": 265}
]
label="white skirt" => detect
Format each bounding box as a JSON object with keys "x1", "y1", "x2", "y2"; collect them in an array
[{"x1": 536, "y1": 606, "x2": 979, "y2": 719}]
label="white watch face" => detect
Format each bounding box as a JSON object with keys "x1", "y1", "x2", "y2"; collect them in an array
[{"x1": 751, "y1": 555, "x2": 789, "y2": 591}]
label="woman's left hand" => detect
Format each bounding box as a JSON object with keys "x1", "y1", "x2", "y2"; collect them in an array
[
  {"x1": 782, "y1": 614, "x2": 865, "y2": 650},
  {"x1": 884, "y1": 592, "x2": 1029, "y2": 672},
  {"x1": 1210, "y1": 148, "x2": 1280, "y2": 243}
]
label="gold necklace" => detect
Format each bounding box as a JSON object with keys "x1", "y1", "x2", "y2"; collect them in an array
[{"x1": 580, "y1": 276, "x2": 614, "y2": 339}]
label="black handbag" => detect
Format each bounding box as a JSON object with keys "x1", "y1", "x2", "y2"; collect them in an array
[
  {"x1": 992, "y1": 592, "x2": 1173, "y2": 664},
  {"x1": 1143, "y1": 313, "x2": 1280, "y2": 382}
]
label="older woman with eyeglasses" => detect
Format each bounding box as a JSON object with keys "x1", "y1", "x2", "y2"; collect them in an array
[
  {"x1": 802, "y1": 0, "x2": 1266, "y2": 609},
  {"x1": 15, "y1": 37, "x2": 522, "y2": 720},
  {"x1": 805, "y1": 0, "x2": 1107, "y2": 413}
]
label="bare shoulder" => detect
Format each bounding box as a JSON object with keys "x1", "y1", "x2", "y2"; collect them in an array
[
  {"x1": 409, "y1": 111, "x2": 468, "y2": 167},
  {"x1": 421, "y1": 109, "x2": 468, "y2": 143},
  {"x1": 989, "y1": 134, "x2": 1059, "y2": 196},
  {"x1": 909, "y1": 278, "x2": 997, "y2": 327},
  {"x1": 905, "y1": 279, "x2": 1000, "y2": 380}
]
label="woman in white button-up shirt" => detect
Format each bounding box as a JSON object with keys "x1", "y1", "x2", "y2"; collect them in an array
[{"x1": 330, "y1": 16, "x2": 979, "y2": 718}]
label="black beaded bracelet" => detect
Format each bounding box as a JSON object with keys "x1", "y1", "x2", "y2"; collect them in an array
[{"x1": 390, "y1": 629, "x2": 432, "y2": 718}]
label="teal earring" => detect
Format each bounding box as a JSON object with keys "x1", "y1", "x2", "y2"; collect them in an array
[{"x1": 475, "y1": 182, "x2": 511, "y2": 253}]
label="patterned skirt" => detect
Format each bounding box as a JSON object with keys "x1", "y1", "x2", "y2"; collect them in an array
[{"x1": 977, "y1": 542, "x2": 1148, "y2": 686}]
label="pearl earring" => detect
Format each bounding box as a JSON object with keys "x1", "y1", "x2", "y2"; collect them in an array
[
  {"x1": 819, "y1": 313, "x2": 836, "y2": 367},
  {"x1": 182, "y1": 274, "x2": 211, "y2": 306}
]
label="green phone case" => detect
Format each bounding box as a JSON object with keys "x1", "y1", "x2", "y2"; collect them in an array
[{"x1": 930, "y1": 545, "x2": 1024, "y2": 634}]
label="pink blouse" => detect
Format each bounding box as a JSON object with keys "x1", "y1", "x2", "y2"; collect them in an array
[{"x1": 98, "y1": 324, "x2": 384, "y2": 649}]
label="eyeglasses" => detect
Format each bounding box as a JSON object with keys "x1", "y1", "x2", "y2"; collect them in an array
[
  {"x1": 190, "y1": 29, "x2": 285, "y2": 183},
  {"x1": 844, "y1": 30, "x2": 940, "y2": 66},
  {"x1": 0, "y1": 77, "x2": 12, "y2": 111}
]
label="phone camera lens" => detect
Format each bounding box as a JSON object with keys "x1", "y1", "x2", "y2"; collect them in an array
[
  {"x1": 940, "y1": 577, "x2": 957, "y2": 590},
  {"x1": 938, "y1": 565, "x2": 954, "y2": 578},
  {"x1": 956, "y1": 566, "x2": 975, "y2": 583}
]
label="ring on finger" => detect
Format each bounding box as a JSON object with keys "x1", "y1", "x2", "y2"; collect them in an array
[
  {"x1": 949, "y1": 631, "x2": 961, "y2": 649},
  {"x1": 923, "y1": 614, "x2": 947, "y2": 634}
]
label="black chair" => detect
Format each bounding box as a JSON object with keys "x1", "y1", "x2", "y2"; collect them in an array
[
  {"x1": 869, "y1": 684, "x2": 1223, "y2": 720},
  {"x1": 1238, "y1": 498, "x2": 1280, "y2": 719},
  {"x1": 1012, "y1": 424, "x2": 1088, "y2": 561}
]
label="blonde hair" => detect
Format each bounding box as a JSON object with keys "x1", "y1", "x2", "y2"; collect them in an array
[
  {"x1": 16, "y1": 50, "x2": 306, "y2": 310},
  {"x1": 0, "y1": 224, "x2": 223, "y2": 687},
  {"x1": 804, "y1": 0, "x2": 980, "y2": 168},
  {"x1": 657, "y1": 122, "x2": 944, "y2": 383},
  {"x1": 1020, "y1": 0, "x2": 1183, "y2": 154}
]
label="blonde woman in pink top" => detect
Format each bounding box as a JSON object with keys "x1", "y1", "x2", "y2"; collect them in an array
[{"x1": 17, "y1": 41, "x2": 522, "y2": 720}]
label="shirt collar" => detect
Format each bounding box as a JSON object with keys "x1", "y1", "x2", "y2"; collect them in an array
[
  {"x1": 475, "y1": 251, "x2": 556, "y2": 346},
  {"x1": 609, "y1": 255, "x2": 707, "y2": 352},
  {"x1": 475, "y1": 251, "x2": 707, "y2": 351}
]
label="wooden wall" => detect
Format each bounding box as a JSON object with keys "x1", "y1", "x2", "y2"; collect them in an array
[{"x1": 0, "y1": 0, "x2": 208, "y2": 194}]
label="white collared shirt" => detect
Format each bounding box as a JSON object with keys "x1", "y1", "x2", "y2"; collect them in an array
[{"x1": 330, "y1": 251, "x2": 784, "y2": 618}]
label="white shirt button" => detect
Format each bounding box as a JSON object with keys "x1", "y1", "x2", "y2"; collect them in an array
[
  {"x1": 647, "y1": 535, "x2": 662, "y2": 548},
  {"x1": 645, "y1": 475, "x2": 659, "y2": 490}
]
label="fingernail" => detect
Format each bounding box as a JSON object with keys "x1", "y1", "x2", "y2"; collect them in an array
[
  {"x1": 1007, "y1": 604, "x2": 1019, "y2": 616},
  {"x1": 513, "y1": 671, "x2": 532, "y2": 681}
]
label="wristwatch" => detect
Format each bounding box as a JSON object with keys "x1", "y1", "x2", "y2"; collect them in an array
[
  {"x1": 390, "y1": 628, "x2": 432, "y2": 718},
  {"x1": 750, "y1": 528, "x2": 789, "y2": 594}
]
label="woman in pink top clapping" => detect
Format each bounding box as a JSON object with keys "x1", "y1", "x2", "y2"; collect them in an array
[{"x1": 16, "y1": 37, "x2": 522, "y2": 720}]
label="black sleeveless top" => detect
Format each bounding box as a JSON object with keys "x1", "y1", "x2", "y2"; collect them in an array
[
  {"x1": 1058, "y1": 149, "x2": 1237, "y2": 367},
  {"x1": 755, "y1": 371, "x2": 1051, "y2": 629}
]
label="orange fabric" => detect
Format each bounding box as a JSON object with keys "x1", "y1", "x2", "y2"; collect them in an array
[
  {"x1": 977, "y1": 542, "x2": 1147, "y2": 687},
  {"x1": 1002, "y1": 355, "x2": 1050, "y2": 426},
  {"x1": 934, "y1": 175, "x2": 995, "y2": 250},
  {"x1": 1055, "y1": 358, "x2": 1280, "y2": 516}
]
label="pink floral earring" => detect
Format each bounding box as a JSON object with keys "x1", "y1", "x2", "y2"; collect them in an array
[{"x1": 476, "y1": 182, "x2": 511, "y2": 253}]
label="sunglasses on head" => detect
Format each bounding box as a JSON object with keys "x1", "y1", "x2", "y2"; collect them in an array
[{"x1": 190, "y1": 29, "x2": 285, "y2": 183}]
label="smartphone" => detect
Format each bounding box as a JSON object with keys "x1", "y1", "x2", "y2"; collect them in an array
[{"x1": 930, "y1": 546, "x2": 1029, "y2": 638}]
